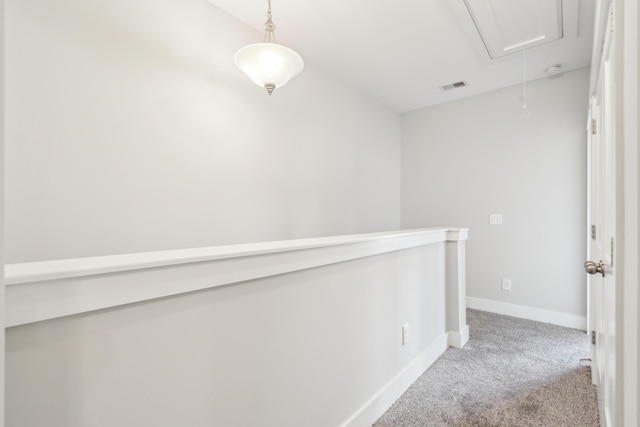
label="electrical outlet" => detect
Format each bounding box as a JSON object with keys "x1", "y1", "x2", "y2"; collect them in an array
[
  {"x1": 402, "y1": 324, "x2": 409, "y2": 345},
  {"x1": 502, "y1": 278, "x2": 512, "y2": 291}
]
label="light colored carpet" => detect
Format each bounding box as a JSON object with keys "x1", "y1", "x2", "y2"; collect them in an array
[{"x1": 373, "y1": 309, "x2": 599, "y2": 426}]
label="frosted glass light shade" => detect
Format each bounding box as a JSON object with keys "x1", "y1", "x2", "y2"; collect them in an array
[{"x1": 234, "y1": 42, "x2": 304, "y2": 94}]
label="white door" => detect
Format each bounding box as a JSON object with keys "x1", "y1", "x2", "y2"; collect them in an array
[{"x1": 587, "y1": 6, "x2": 616, "y2": 426}]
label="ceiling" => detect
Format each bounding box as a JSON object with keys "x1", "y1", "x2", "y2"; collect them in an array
[{"x1": 206, "y1": 0, "x2": 595, "y2": 113}]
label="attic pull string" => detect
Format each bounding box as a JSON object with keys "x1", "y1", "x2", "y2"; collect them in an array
[{"x1": 521, "y1": 48, "x2": 531, "y2": 118}]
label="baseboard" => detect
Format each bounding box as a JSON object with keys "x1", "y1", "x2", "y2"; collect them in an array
[
  {"x1": 466, "y1": 297, "x2": 587, "y2": 330},
  {"x1": 596, "y1": 380, "x2": 606, "y2": 427},
  {"x1": 341, "y1": 333, "x2": 449, "y2": 427},
  {"x1": 448, "y1": 325, "x2": 469, "y2": 349}
]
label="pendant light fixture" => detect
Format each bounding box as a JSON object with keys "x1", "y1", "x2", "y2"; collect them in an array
[{"x1": 234, "y1": 0, "x2": 304, "y2": 95}]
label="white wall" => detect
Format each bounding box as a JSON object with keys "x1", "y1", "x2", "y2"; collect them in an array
[
  {"x1": 6, "y1": 242, "x2": 449, "y2": 427},
  {"x1": 402, "y1": 68, "x2": 590, "y2": 319},
  {"x1": 4, "y1": 0, "x2": 401, "y2": 263}
]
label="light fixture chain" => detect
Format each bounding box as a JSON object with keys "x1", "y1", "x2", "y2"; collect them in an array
[{"x1": 263, "y1": 0, "x2": 276, "y2": 43}]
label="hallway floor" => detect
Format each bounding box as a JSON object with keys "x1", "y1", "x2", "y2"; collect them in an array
[{"x1": 374, "y1": 309, "x2": 599, "y2": 426}]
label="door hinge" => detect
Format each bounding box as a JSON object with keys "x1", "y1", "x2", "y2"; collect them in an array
[
  {"x1": 610, "y1": 2, "x2": 614, "y2": 33},
  {"x1": 592, "y1": 118, "x2": 597, "y2": 134},
  {"x1": 591, "y1": 330, "x2": 596, "y2": 345},
  {"x1": 591, "y1": 224, "x2": 597, "y2": 240},
  {"x1": 610, "y1": 237, "x2": 614, "y2": 267}
]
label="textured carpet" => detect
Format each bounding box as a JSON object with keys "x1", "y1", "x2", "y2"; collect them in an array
[{"x1": 373, "y1": 309, "x2": 599, "y2": 427}]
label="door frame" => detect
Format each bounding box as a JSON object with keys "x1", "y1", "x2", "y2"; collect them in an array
[
  {"x1": 616, "y1": 0, "x2": 639, "y2": 425},
  {"x1": 589, "y1": 23, "x2": 616, "y2": 422},
  {"x1": 0, "y1": 1, "x2": 6, "y2": 425},
  {"x1": 588, "y1": 0, "x2": 639, "y2": 425}
]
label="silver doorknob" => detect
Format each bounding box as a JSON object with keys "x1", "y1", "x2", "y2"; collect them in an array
[{"x1": 584, "y1": 261, "x2": 605, "y2": 277}]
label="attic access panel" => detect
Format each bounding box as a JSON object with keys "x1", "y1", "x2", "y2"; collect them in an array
[{"x1": 453, "y1": 0, "x2": 578, "y2": 60}]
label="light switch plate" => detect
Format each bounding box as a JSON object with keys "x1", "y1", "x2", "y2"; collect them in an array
[{"x1": 489, "y1": 214, "x2": 503, "y2": 225}]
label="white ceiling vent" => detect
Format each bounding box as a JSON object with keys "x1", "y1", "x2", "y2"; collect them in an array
[
  {"x1": 449, "y1": 0, "x2": 580, "y2": 61},
  {"x1": 441, "y1": 81, "x2": 468, "y2": 91}
]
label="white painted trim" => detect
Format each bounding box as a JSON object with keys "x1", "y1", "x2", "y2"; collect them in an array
[
  {"x1": 0, "y1": 0, "x2": 5, "y2": 424},
  {"x1": 5, "y1": 230, "x2": 423, "y2": 285},
  {"x1": 620, "y1": 0, "x2": 639, "y2": 424},
  {"x1": 597, "y1": 381, "x2": 605, "y2": 426},
  {"x1": 589, "y1": 0, "x2": 613, "y2": 95},
  {"x1": 5, "y1": 228, "x2": 469, "y2": 327},
  {"x1": 446, "y1": 228, "x2": 469, "y2": 241},
  {"x1": 466, "y1": 297, "x2": 587, "y2": 330},
  {"x1": 448, "y1": 325, "x2": 470, "y2": 349},
  {"x1": 445, "y1": 238, "x2": 468, "y2": 348},
  {"x1": 341, "y1": 333, "x2": 449, "y2": 427},
  {"x1": 447, "y1": 0, "x2": 579, "y2": 64},
  {"x1": 604, "y1": 407, "x2": 612, "y2": 427},
  {"x1": 5, "y1": 228, "x2": 467, "y2": 285}
]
